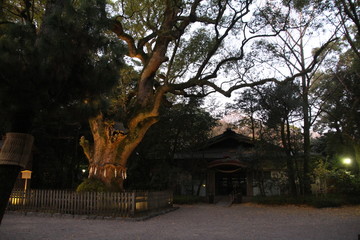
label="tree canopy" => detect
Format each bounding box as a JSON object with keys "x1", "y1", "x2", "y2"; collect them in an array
[
  {"x1": 0, "y1": 0, "x2": 124, "y2": 132},
  {"x1": 0, "y1": 0, "x2": 358, "y2": 202}
]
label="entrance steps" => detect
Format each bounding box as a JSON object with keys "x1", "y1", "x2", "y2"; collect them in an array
[{"x1": 215, "y1": 195, "x2": 233, "y2": 207}]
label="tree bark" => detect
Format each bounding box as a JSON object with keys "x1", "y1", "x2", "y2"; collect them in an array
[
  {"x1": 299, "y1": 22, "x2": 312, "y2": 194},
  {"x1": 281, "y1": 120, "x2": 297, "y2": 196},
  {"x1": 80, "y1": 110, "x2": 160, "y2": 190},
  {"x1": 302, "y1": 74, "x2": 311, "y2": 195}
]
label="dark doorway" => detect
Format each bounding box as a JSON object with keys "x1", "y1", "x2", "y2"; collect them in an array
[{"x1": 215, "y1": 171, "x2": 247, "y2": 195}]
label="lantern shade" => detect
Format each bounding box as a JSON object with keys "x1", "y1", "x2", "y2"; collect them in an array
[{"x1": 0, "y1": 133, "x2": 34, "y2": 168}]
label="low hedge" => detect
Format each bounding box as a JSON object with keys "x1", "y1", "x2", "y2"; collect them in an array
[
  {"x1": 252, "y1": 194, "x2": 359, "y2": 208},
  {"x1": 308, "y1": 196, "x2": 343, "y2": 208}
]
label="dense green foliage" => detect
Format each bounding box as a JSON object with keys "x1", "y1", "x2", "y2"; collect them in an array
[
  {"x1": 252, "y1": 194, "x2": 360, "y2": 208},
  {"x1": 76, "y1": 178, "x2": 108, "y2": 192},
  {"x1": 329, "y1": 171, "x2": 360, "y2": 196},
  {"x1": 30, "y1": 119, "x2": 88, "y2": 189},
  {"x1": 0, "y1": 0, "x2": 124, "y2": 132}
]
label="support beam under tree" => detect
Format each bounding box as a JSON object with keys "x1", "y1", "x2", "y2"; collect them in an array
[
  {"x1": 0, "y1": 133, "x2": 34, "y2": 225},
  {"x1": 0, "y1": 165, "x2": 21, "y2": 224}
]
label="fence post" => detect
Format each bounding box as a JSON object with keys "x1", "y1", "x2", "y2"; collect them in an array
[{"x1": 131, "y1": 191, "x2": 136, "y2": 217}]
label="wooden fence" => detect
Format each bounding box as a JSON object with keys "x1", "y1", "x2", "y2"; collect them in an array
[{"x1": 7, "y1": 189, "x2": 173, "y2": 218}]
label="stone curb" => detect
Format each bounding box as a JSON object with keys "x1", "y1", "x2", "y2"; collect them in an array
[{"x1": 5, "y1": 207, "x2": 179, "y2": 222}]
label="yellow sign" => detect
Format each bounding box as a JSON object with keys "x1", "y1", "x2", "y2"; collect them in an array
[{"x1": 21, "y1": 170, "x2": 32, "y2": 179}]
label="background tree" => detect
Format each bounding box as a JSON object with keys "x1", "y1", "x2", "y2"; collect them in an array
[
  {"x1": 335, "y1": 0, "x2": 360, "y2": 59},
  {"x1": 251, "y1": 0, "x2": 339, "y2": 194},
  {"x1": 0, "y1": 0, "x2": 124, "y2": 224},
  {"x1": 314, "y1": 49, "x2": 360, "y2": 174},
  {"x1": 311, "y1": 0, "x2": 359, "y2": 174},
  {"x1": 29, "y1": 108, "x2": 90, "y2": 189},
  {"x1": 258, "y1": 82, "x2": 302, "y2": 196},
  {"x1": 227, "y1": 89, "x2": 262, "y2": 141},
  {"x1": 226, "y1": 82, "x2": 303, "y2": 196}
]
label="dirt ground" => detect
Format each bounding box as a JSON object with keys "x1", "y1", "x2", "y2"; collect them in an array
[{"x1": 1, "y1": 203, "x2": 359, "y2": 240}]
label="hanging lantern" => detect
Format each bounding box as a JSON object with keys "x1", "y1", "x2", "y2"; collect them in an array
[{"x1": 0, "y1": 133, "x2": 34, "y2": 168}]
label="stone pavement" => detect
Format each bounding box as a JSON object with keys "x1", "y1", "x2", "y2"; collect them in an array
[{"x1": 1, "y1": 203, "x2": 359, "y2": 240}]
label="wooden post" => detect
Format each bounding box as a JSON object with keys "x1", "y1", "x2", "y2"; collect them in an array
[{"x1": 131, "y1": 192, "x2": 136, "y2": 217}]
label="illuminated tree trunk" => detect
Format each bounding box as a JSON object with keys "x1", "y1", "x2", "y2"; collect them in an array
[
  {"x1": 79, "y1": 114, "x2": 128, "y2": 190},
  {"x1": 80, "y1": 1, "x2": 178, "y2": 190},
  {"x1": 80, "y1": 87, "x2": 167, "y2": 190},
  {"x1": 80, "y1": 114, "x2": 156, "y2": 190}
]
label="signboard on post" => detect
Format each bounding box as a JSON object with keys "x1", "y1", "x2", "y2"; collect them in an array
[
  {"x1": 21, "y1": 170, "x2": 32, "y2": 192},
  {"x1": 21, "y1": 170, "x2": 32, "y2": 179}
]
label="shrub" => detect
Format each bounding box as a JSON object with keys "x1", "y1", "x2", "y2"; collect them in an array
[
  {"x1": 252, "y1": 195, "x2": 305, "y2": 205},
  {"x1": 252, "y1": 195, "x2": 353, "y2": 208},
  {"x1": 345, "y1": 195, "x2": 360, "y2": 205},
  {"x1": 308, "y1": 196, "x2": 344, "y2": 208},
  {"x1": 76, "y1": 178, "x2": 108, "y2": 192},
  {"x1": 328, "y1": 170, "x2": 360, "y2": 196}
]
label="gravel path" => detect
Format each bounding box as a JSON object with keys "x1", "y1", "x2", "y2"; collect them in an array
[{"x1": 1, "y1": 203, "x2": 360, "y2": 240}]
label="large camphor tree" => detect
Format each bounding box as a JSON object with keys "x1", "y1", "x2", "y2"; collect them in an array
[{"x1": 79, "y1": 0, "x2": 334, "y2": 190}]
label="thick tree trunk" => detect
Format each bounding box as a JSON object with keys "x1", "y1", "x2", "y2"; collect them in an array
[
  {"x1": 301, "y1": 75, "x2": 312, "y2": 195},
  {"x1": 80, "y1": 114, "x2": 126, "y2": 190},
  {"x1": 298, "y1": 22, "x2": 312, "y2": 194},
  {"x1": 80, "y1": 112, "x2": 159, "y2": 190},
  {"x1": 281, "y1": 121, "x2": 297, "y2": 196}
]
